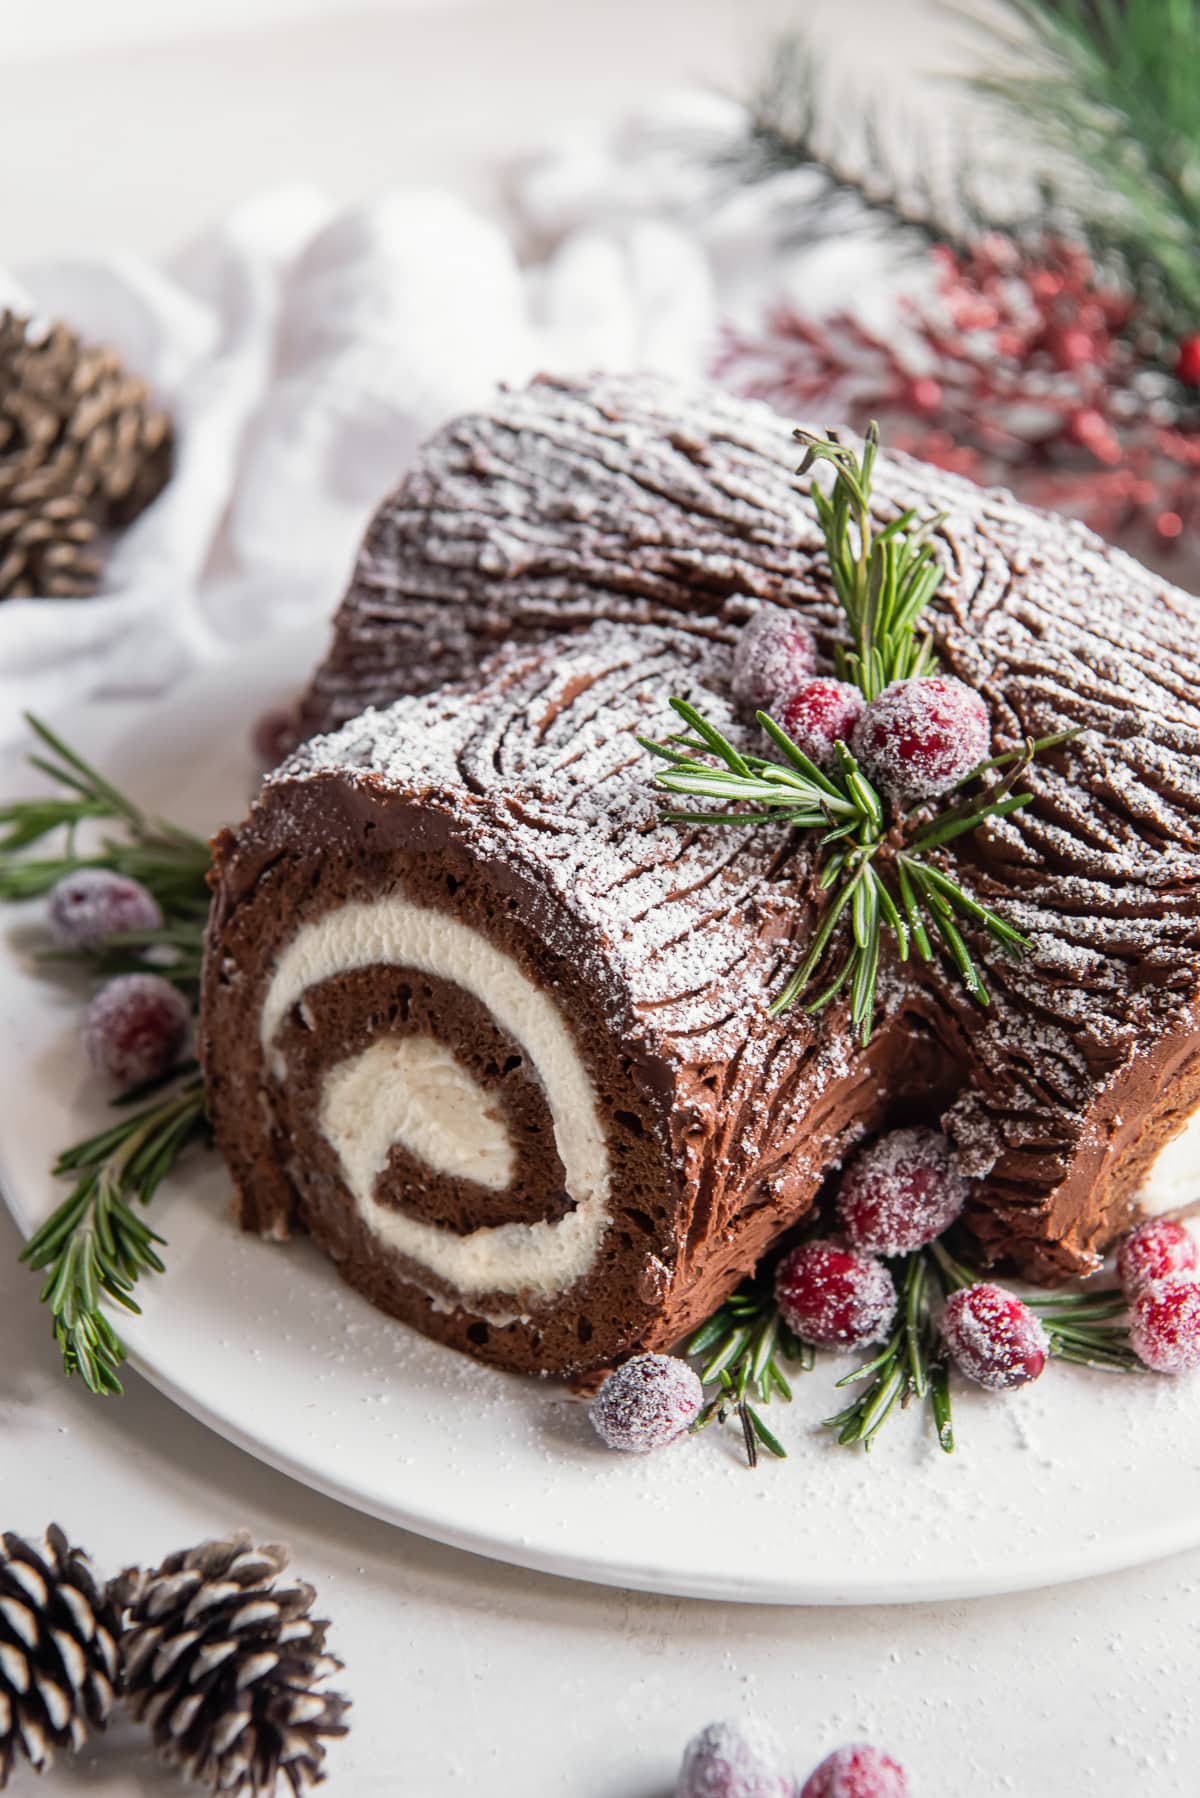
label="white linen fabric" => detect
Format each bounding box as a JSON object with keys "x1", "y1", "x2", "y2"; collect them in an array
[{"x1": 0, "y1": 92, "x2": 892, "y2": 742}]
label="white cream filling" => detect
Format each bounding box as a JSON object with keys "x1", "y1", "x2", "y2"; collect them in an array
[
  {"x1": 321, "y1": 1036, "x2": 515, "y2": 1193},
  {"x1": 1138, "y1": 1107, "x2": 1200, "y2": 1217},
  {"x1": 260, "y1": 895, "x2": 611, "y2": 1302}
]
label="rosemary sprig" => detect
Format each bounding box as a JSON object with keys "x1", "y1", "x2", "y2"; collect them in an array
[
  {"x1": 642, "y1": 699, "x2": 1063, "y2": 1034},
  {"x1": 683, "y1": 1286, "x2": 813, "y2": 1466},
  {"x1": 640, "y1": 425, "x2": 1075, "y2": 1035},
  {"x1": 824, "y1": 1250, "x2": 954, "y2": 1453},
  {"x1": 1, "y1": 717, "x2": 216, "y2": 1392},
  {"x1": 19, "y1": 1073, "x2": 208, "y2": 1393},
  {"x1": 793, "y1": 424, "x2": 943, "y2": 701},
  {"x1": 0, "y1": 714, "x2": 211, "y2": 918}
]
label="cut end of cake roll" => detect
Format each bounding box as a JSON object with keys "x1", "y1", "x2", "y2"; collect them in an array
[{"x1": 201, "y1": 622, "x2": 925, "y2": 1377}]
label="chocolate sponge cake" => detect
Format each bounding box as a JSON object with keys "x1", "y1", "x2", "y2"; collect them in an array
[{"x1": 201, "y1": 374, "x2": 1200, "y2": 1377}]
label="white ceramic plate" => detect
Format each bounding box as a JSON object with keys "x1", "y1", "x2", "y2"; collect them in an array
[{"x1": 4, "y1": 633, "x2": 1200, "y2": 1606}]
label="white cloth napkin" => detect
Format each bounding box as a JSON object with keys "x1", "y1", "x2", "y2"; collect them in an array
[{"x1": 0, "y1": 90, "x2": 895, "y2": 745}]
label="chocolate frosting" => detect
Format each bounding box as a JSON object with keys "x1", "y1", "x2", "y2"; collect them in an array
[{"x1": 201, "y1": 374, "x2": 1200, "y2": 1377}]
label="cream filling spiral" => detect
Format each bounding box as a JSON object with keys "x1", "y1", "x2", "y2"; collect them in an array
[{"x1": 259, "y1": 895, "x2": 612, "y2": 1303}]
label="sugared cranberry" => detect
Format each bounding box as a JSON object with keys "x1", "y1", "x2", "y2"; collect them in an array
[
  {"x1": 589, "y1": 1352, "x2": 703, "y2": 1453},
  {"x1": 800, "y1": 1744, "x2": 908, "y2": 1798},
  {"x1": 774, "y1": 1240, "x2": 897, "y2": 1349},
  {"x1": 676, "y1": 1718, "x2": 793, "y2": 1798},
  {"x1": 1118, "y1": 1219, "x2": 1199, "y2": 1295},
  {"x1": 941, "y1": 1283, "x2": 1048, "y2": 1390},
  {"x1": 83, "y1": 974, "x2": 191, "y2": 1091},
  {"x1": 852, "y1": 675, "x2": 990, "y2": 800},
  {"x1": 836, "y1": 1127, "x2": 969, "y2": 1256},
  {"x1": 48, "y1": 869, "x2": 162, "y2": 951},
  {"x1": 1129, "y1": 1276, "x2": 1200, "y2": 1374},
  {"x1": 778, "y1": 679, "x2": 865, "y2": 768},
  {"x1": 732, "y1": 608, "x2": 818, "y2": 717}
]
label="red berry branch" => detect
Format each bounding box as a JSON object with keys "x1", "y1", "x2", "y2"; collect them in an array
[{"x1": 714, "y1": 237, "x2": 1200, "y2": 569}]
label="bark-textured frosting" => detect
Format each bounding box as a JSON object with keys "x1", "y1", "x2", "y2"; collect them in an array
[{"x1": 204, "y1": 374, "x2": 1200, "y2": 1376}]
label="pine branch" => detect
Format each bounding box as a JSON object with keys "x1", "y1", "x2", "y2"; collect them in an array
[
  {"x1": 724, "y1": 32, "x2": 988, "y2": 259},
  {"x1": 20, "y1": 1073, "x2": 208, "y2": 1393},
  {"x1": 964, "y1": 0, "x2": 1200, "y2": 330}
]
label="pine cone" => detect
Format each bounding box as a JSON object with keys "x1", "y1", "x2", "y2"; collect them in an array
[
  {"x1": 111, "y1": 1534, "x2": 349, "y2": 1796},
  {"x1": 0, "y1": 1524, "x2": 121, "y2": 1789},
  {"x1": 0, "y1": 309, "x2": 173, "y2": 600}
]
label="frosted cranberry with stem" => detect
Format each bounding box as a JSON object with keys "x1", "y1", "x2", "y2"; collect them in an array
[
  {"x1": 1130, "y1": 1276, "x2": 1200, "y2": 1374},
  {"x1": 676, "y1": 1718, "x2": 793, "y2": 1798},
  {"x1": 941, "y1": 1282, "x2": 1048, "y2": 1391},
  {"x1": 852, "y1": 674, "x2": 990, "y2": 801},
  {"x1": 801, "y1": 1743, "x2": 908, "y2": 1798},
  {"x1": 1118, "y1": 1218, "x2": 1198, "y2": 1295},
  {"x1": 589, "y1": 1352, "x2": 702, "y2": 1453},
  {"x1": 83, "y1": 973, "x2": 191, "y2": 1092},
  {"x1": 778, "y1": 679, "x2": 865, "y2": 769},
  {"x1": 836, "y1": 1126, "x2": 969, "y2": 1256},
  {"x1": 731, "y1": 607, "x2": 818, "y2": 717},
  {"x1": 774, "y1": 1240, "x2": 897, "y2": 1350},
  {"x1": 48, "y1": 869, "x2": 162, "y2": 951}
]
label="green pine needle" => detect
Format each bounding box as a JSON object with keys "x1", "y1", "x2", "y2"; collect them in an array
[{"x1": 968, "y1": 0, "x2": 1200, "y2": 331}]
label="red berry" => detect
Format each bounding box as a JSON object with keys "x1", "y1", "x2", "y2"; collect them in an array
[
  {"x1": 1176, "y1": 332, "x2": 1200, "y2": 388},
  {"x1": 778, "y1": 679, "x2": 865, "y2": 768},
  {"x1": 732, "y1": 608, "x2": 818, "y2": 717},
  {"x1": 48, "y1": 869, "x2": 162, "y2": 951},
  {"x1": 1130, "y1": 1276, "x2": 1200, "y2": 1374},
  {"x1": 774, "y1": 1240, "x2": 897, "y2": 1349},
  {"x1": 1118, "y1": 1219, "x2": 1198, "y2": 1295},
  {"x1": 83, "y1": 974, "x2": 191, "y2": 1091},
  {"x1": 801, "y1": 1744, "x2": 908, "y2": 1798},
  {"x1": 941, "y1": 1283, "x2": 1048, "y2": 1391},
  {"x1": 852, "y1": 675, "x2": 990, "y2": 800},
  {"x1": 589, "y1": 1353, "x2": 702, "y2": 1453},
  {"x1": 836, "y1": 1126, "x2": 969, "y2": 1256},
  {"x1": 676, "y1": 1719, "x2": 793, "y2": 1798}
]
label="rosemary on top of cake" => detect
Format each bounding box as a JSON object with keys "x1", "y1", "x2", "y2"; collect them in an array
[{"x1": 640, "y1": 424, "x2": 1076, "y2": 1038}]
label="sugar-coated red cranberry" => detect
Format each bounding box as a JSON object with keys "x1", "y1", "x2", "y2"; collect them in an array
[
  {"x1": 836, "y1": 1126, "x2": 969, "y2": 1256},
  {"x1": 800, "y1": 1743, "x2": 908, "y2": 1798},
  {"x1": 676, "y1": 1718, "x2": 793, "y2": 1798},
  {"x1": 732, "y1": 608, "x2": 818, "y2": 717},
  {"x1": 852, "y1": 674, "x2": 990, "y2": 800},
  {"x1": 1129, "y1": 1276, "x2": 1200, "y2": 1374},
  {"x1": 774, "y1": 1240, "x2": 897, "y2": 1349},
  {"x1": 941, "y1": 1283, "x2": 1048, "y2": 1391},
  {"x1": 83, "y1": 974, "x2": 191, "y2": 1091},
  {"x1": 778, "y1": 679, "x2": 865, "y2": 768},
  {"x1": 589, "y1": 1353, "x2": 703, "y2": 1453},
  {"x1": 1118, "y1": 1219, "x2": 1199, "y2": 1296},
  {"x1": 48, "y1": 869, "x2": 162, "y2": 951}
]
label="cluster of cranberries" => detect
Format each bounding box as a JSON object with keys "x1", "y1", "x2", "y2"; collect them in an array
[
  {"x1": 731, "y1": 606, "x2": 989, "y2": 800},
  {"x1": 47, "y1": 869, "x2": 191, "y2": 1091},
  {"x1": 676, "y1": 1718, "x2": 908, "y2": 1798},
  {"x1": 1119, "y1": 1218, "x2": 1200, "y2": 1374}
]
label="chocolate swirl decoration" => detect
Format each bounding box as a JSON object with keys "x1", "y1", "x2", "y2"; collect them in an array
[{"x1": 203, "y1": 376, "x2": 1200, "y2": 1377}]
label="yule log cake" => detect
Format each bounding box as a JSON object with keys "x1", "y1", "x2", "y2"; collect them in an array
[{"x1": 200, "y1": 373, "x2": 1200, "y2": 1379}]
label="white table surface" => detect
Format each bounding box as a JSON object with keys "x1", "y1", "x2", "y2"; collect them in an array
[{"x1": 4, "y1": 3, "x2": 1200, "y2": 1792}]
